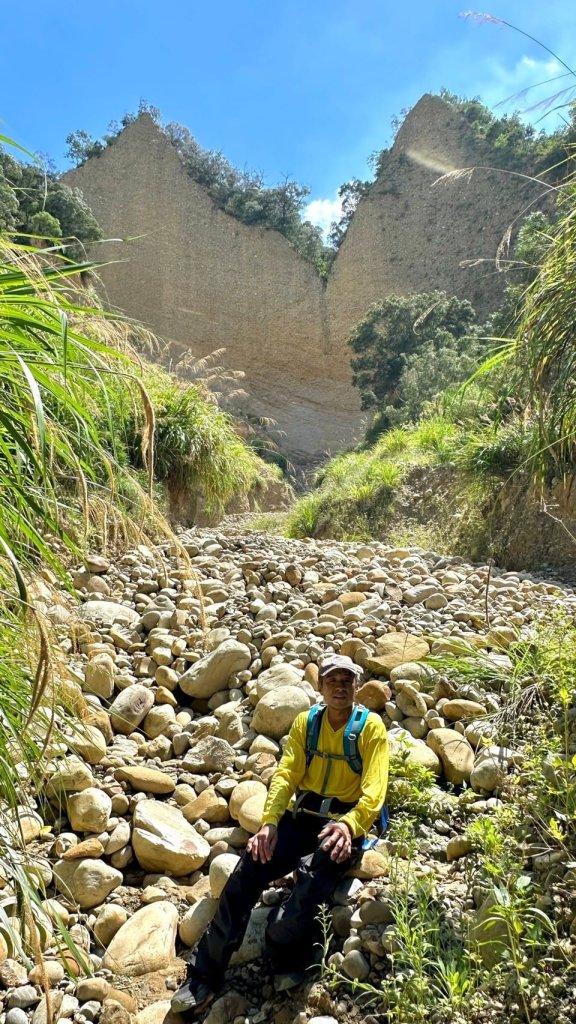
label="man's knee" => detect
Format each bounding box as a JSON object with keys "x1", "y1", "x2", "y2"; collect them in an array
[
  {"x1": 298, "y1": 843, "x2": 352, "y2": 884},
  {"x1": 218, "y1": 848, "x2": 276, "y2": 908}
]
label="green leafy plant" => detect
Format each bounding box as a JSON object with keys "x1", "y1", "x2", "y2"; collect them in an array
[
  {"x1": 320, "y1": 834, "x2": 483, "y2": 1024},
  {"x1": 387, "y1": 753, "x2": 438, "y2": 821},
  {"x1": 466, "y1": 807, "x2": 524, "y2": 885},
  {"x1": 124, "y1": 372, "x2": 261, "y2": 520},
  {"x1": 450, "y1": 421, "x2": 536, "y2": 479},
  {"x1": 348, "y1": 291, "x2": 481, "y2": 420},
  {"x1": 480, "y1": 878, "x2": 558, "y2": 1024}
]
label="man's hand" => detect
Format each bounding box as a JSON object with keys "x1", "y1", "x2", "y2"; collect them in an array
[
  {"x1": 318, "y1": 821, "x2": 353, "y2": 863},
  {"x1": 247, "y1": 823, "x2": 278, "y2": 863}
]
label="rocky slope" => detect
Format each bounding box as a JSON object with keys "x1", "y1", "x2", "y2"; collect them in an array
[{"x1": 2, "y1": 532, "x2": 576, "y2": 1024}]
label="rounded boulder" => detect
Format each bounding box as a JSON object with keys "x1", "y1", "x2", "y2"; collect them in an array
[
  {"x1": 229, "y1": 780, "x2": 268, "y2": 822},
  {"x1": 252, "y1": 686, "x2": 310, "y2": 740}
]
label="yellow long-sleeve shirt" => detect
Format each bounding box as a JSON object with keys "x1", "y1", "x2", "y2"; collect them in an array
[{"x1": 261, "y1": 706, "x2": 389, "y2": 839}]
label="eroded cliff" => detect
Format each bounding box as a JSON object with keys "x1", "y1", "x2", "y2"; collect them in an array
[{"x1": 65, "y1": 97, "x2": 544, "y2": 460}]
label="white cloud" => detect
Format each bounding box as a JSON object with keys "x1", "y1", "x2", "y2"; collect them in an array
[
  {"x1": 304, "y1": 194, "x2": 343, "y2": 239},
  {"x1": 477, "y1": 54, "x2": 576, "y2": 127}
]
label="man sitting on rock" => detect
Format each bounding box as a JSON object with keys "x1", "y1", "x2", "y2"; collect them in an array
[{"x1": 171, "y1": 653, "x2": 389, "y2": 1015}]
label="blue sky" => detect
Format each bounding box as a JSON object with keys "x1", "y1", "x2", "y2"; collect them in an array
[{"x1": 2, "y1": 1, "x2": 575, "y2": 233}]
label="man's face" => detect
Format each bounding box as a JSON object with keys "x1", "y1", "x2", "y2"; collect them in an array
[{"x1": 318, "y1": 668, "x2": 357, "y2": 712}]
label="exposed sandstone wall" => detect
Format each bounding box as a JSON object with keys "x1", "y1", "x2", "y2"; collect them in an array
[
  {"x1": 65, "y1": 98, "x2": 545, "y2": 459},
  {"x1": 65, "y1": 115, "x2": 363, "y2": 463},
  {"x1": 326, "y1": 94, "x2": 542, "y2": 344}
]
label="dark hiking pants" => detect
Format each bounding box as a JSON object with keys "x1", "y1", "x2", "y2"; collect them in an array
[{"x1": 188, "y1": 811, "x2": 362, "y2": 989}]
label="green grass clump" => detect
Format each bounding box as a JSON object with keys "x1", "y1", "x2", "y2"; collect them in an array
[
  {"x1": 103, "y1": 361, "x2": 270, "y2": 518},
  {"x1": 286, "y1": 445, "x2": 402, "y2": 540},
  {"x1": 145, "y1": 377, "x2": 260, "y2": 512},
  {"x1": 374, "y1": 424, "x2": 413, "y2": 456},
  {"x1": 450, "y1": 421, "x2": 534, "y2": 479},
  {"x1": 286, "y1": 493, "x2": 324, "y2": 538},
  {"x1": 286, "y1": 415, "x2": 461, "y2": 540},
  {"x1": 411, "y1": 416, "x2": 458, "y2": 459}
]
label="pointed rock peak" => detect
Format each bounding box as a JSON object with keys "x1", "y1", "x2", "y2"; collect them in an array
[
  {"x1": 116, "y1": 111, "x2": 167, "y2": 143},
  {"x1": 389, "y1": 93, "x2": 483, "y2": 176}
]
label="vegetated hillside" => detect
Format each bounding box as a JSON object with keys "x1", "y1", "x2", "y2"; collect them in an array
[
  {"x1": 62, "y1": 95, "x2": 553, "y2": 461},
  {"x1": 286, "y1": 144, "x2": 576, "y2": 574},
  {"x1": 326, "y1": 94, "x2": 552, "y2": 334},
  {"x1": 284, "y1": 424, "x2": 576, "y2": 576}
]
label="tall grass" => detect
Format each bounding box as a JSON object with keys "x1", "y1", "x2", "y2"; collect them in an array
[
  {"x1": 467, "y1": 188, "x2": 576, "y2": 486},
  {"x1": 461, "y1": 114, "x2": 576, "y2": 486},
  {"x1": 450, "y1": 421, "x2": 536, "y2": 478},
  {"x1": 122, "y1": 369, "x2": 262, "y2": 518},
  {"x1": 0, "y1": 239, "x2": 130, "y2": 585},
  {"x1": 0, "y1": 218, "x2": 267, "y2": 964},
  {"x1": 512, "y1": 192, "x2": 576, "y2": 482},
  {"x1": 286, "y1": 443, "x2": 404, "y2": 539},
  {"x1": 410, "y1": 416, "x2": 457, "y2": 458},
  {"x1": 0, "y1": 232, "x2": 146, "y2": 965}
]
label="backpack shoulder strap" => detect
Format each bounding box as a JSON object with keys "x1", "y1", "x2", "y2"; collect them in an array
[
  {"x1": 305, "y1": 704, "x2": 326, "y2": 767},
  {"x1": 343, "y1": 704, "x2": 370, "y2": 774}
]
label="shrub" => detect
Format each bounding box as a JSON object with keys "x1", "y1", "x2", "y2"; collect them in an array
[
  {"x1": 286, "y1": 493, "x2": 324, "y2": 538},
  {"x1": 122, "y1": 372, "x2": 262, "y2": 515},
  {"x1": 450, "y1": 422, "x2": 534, "y2": 478},
  {"x1": 348, "y1": 291, "x2": 479, "y2": 417},
  {"x1": 411, "y1": 416, "x2": 458, "y2": 458},
  {"x1": 0, "y1": 148, "x2": 102, "y2": 257}
]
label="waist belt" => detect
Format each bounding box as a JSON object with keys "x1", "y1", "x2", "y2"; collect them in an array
[{"x1": 292, "y1": 790, "x2": 355, "y2": 820}]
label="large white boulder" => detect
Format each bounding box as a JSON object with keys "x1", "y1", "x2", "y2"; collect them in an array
[
  {"x1": 67, "y1": 724, "x2": 107, "y2": 765},
  {"x1": 179, "y1": 898, "x2": 219, "y2": 947},
  {"x1": 67, "y1": 788, "x2": 112, "y2": 834},
  {"x1": 79, "y1": 600, "x2": 140, "y2": 628},
  {"x1": 229, "y1": 780, "x2": 268, "y2": 822},
  {"x1": 252, "y1": 687, "x2": 310, "y2": 740},
  {"x1": 109, "y1": 685, "x2": 155, "y2": 735},
  {"x1": 179, "y1": 640, "x2": 251, "y2": 698},
  {"x1": 237, "y1": 791, "x2": 267, "y2": 834},
  {"x1": 102, "y1": 901, "x2": 178, "y2": 976},
  {"x1": 53, "y1": 858, "x2": 122, "y2": 910},
  {"x1": 209, "y1": 854, "x2": 240, "y2": 898},
  {"x1": 46, "y1": 757, "x2": 94, "y2": 797},
  {"x1": 83, "y1": 655, "x2": 115, "y2": 699},
  {"x1": 426, "y1": 728, "x2": 474, "y2": 785},
  {"x1": 182, "y1": 736, "x2": 236, "y2": 773},
  {"x1": 251, "y1": 664, "x2": 304, "y2": 705},
  {"x1": 132, "y1": 800, "x2": 210, "y2": 876}
]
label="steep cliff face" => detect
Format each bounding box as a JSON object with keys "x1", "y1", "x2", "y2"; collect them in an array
[
  {"x1": 326, "y1": 94, "x2": 540, "y2": 344},
  {"x1": 65, "y1": 115, "x2": 364, "y2": 463},
  {"x1": 65, "y1": 98, "x2": 544, "y2": 459}
]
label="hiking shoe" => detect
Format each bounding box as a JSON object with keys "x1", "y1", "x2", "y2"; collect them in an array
[
  {"x1": 170, "y1": 978, "x2": 215, "y2": 1015},
  {"x1": 274, "y1": 971, "x2": 306, "y2": 992}
]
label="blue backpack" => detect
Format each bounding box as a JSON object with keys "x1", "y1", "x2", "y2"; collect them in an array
[{"x1": 304, "y1": 703, "x2": 389, "y2": 848}]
